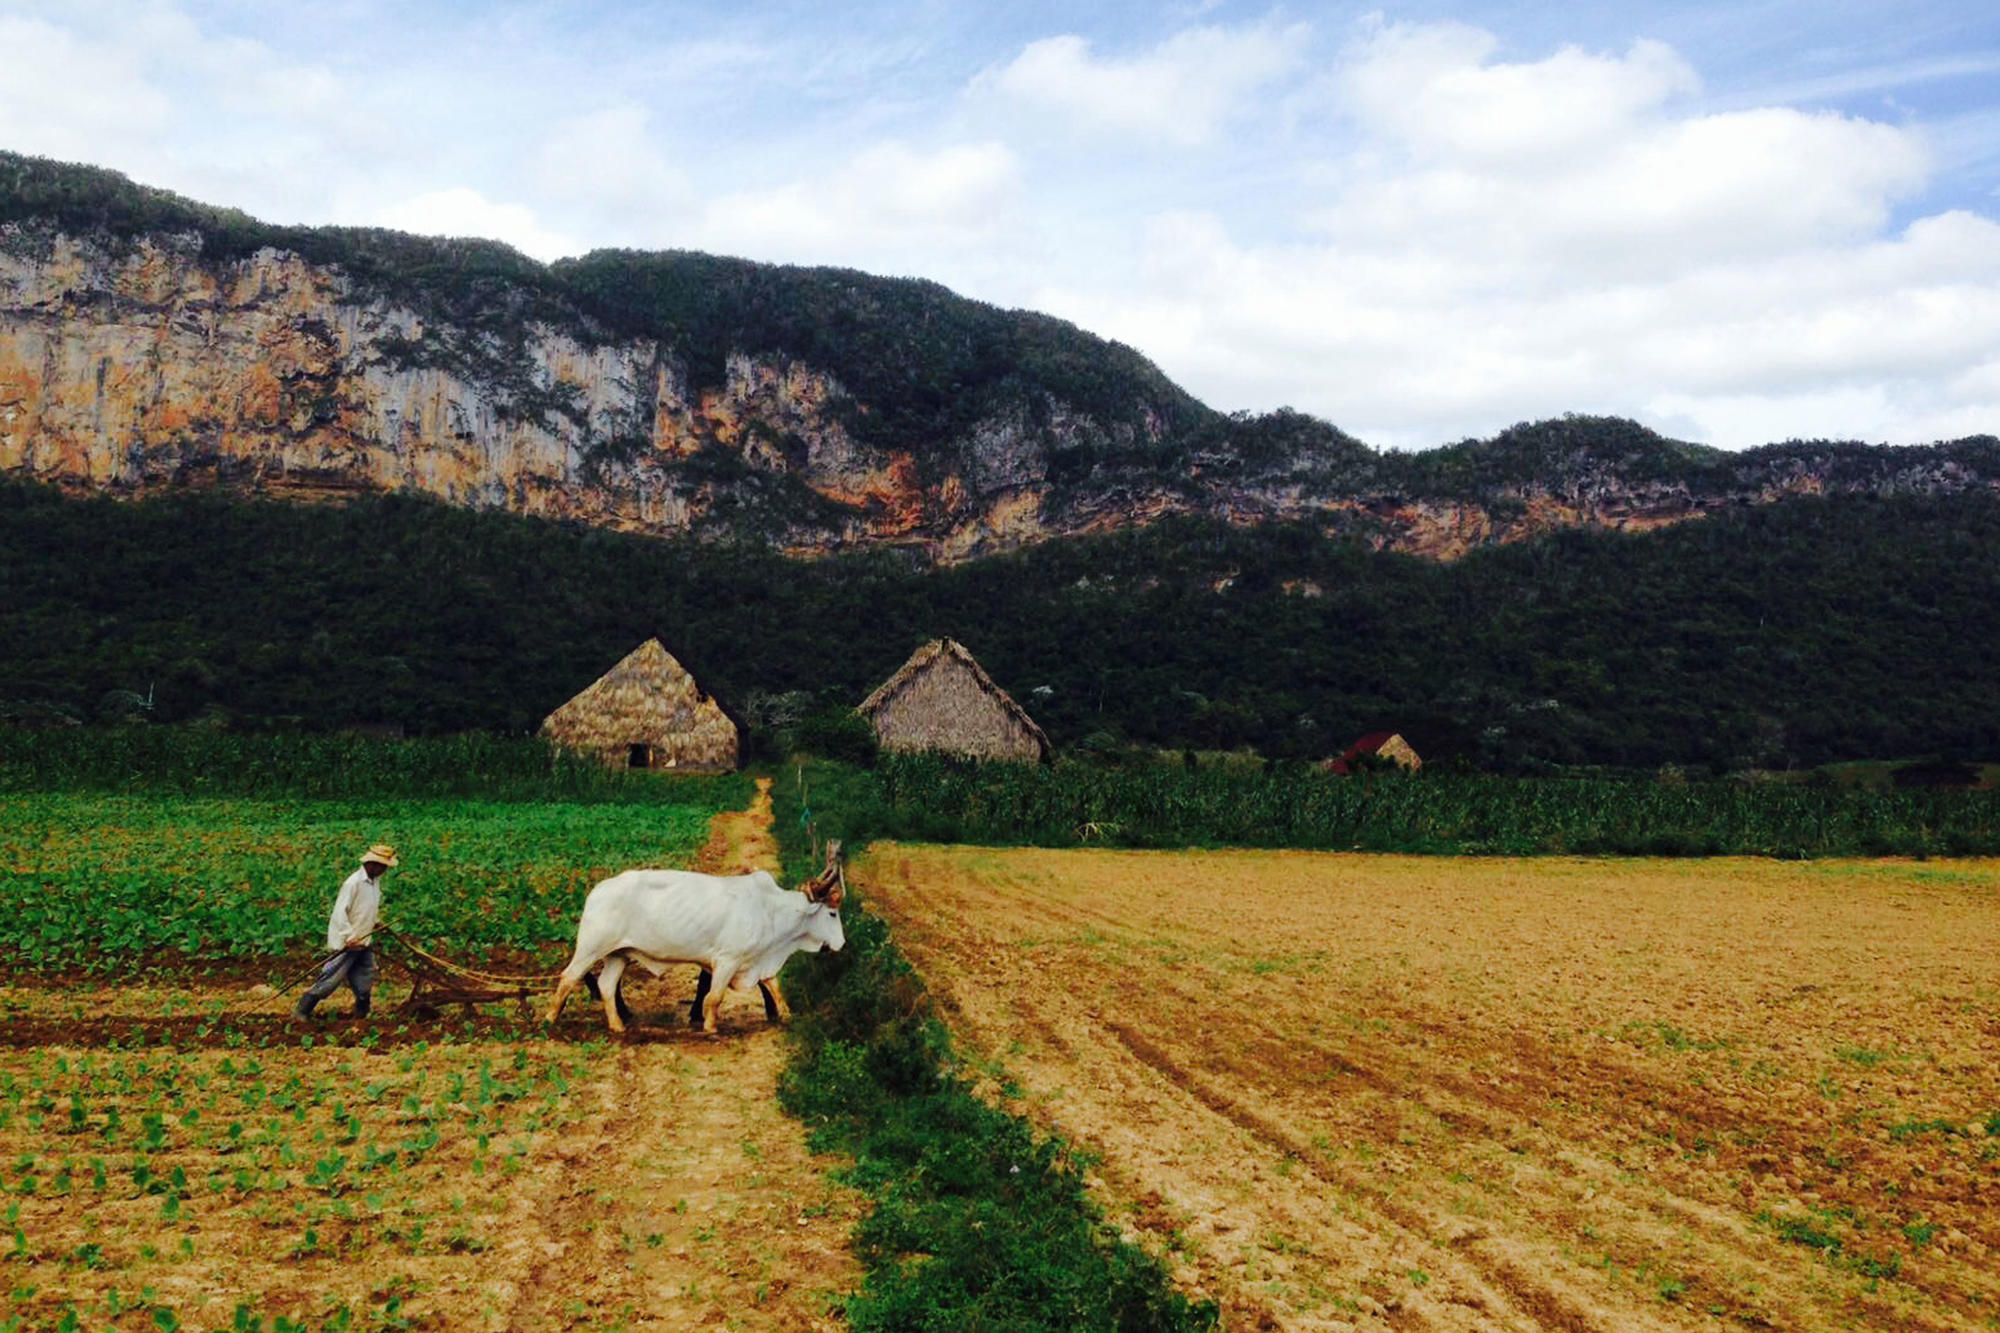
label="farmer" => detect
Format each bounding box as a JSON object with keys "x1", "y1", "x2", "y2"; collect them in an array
[{"x1": 292, "y1": 843, "x2": 397, "y2": 1021}]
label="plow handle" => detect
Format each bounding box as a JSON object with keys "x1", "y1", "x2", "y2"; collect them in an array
[{"x1": 272, "y1": 949, "x2": 344, "y2": 998}]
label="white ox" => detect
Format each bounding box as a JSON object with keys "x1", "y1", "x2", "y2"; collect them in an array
[{"x1": 547, "y1": 852, "x2": 845, "y2": 1034}]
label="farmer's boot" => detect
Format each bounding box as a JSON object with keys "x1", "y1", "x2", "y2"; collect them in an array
[
  {"x1": 290, "y1": 996, "x2": 318, "y2": 1022},
  {"x1": 353, "y1": 995, "x2": 371, "y2": 1020}
]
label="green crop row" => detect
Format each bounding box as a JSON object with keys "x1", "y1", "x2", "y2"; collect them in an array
[
  {"x1": 0, "y1": 786, "x2": 744, "y2": 971},
  {"x1": 866, "y1": 755, "x2": 2000, "y2": 858},
  {"x1": 0, "y1": 728, "x2": 734, "y2": 804}
]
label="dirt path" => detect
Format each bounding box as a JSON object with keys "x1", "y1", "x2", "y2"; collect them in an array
[
  {"x1": 508, "y1": 777, "x2": 862, "y2": 1331},
  {"x1": 860, "y1": 845, "x2": 2000, "y2": 1333},
  {"x1": 497, "y1": 1036, "x2": 861, "y2": 1331},
  {"x1": 690, "y1": 775, "x2": 783, "y2": 876}
]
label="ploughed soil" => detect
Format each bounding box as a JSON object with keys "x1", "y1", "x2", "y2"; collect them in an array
[
  {"x1": 861, "y1": 845, "x2": 2000, "y2": 1333},
  {"x1": 0, "y1": 778, "x2": 865, "y2": 1332}
]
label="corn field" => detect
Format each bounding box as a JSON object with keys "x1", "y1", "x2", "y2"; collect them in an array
[{"x1": 871, "y1": 755, "x2": 2000, "y2": 858}]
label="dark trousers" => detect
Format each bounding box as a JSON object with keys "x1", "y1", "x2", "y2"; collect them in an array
[{"x1": 297, "y1": 947, "x2": 376, "y2": 1016}]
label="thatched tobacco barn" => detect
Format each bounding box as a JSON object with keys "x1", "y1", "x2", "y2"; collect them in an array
[
  {"x1": 540, "y1": 639, "x2": 739, "y2": 772},
  {"x1": 858, "y1": 639, "x2": 1050, "y2": 762}
]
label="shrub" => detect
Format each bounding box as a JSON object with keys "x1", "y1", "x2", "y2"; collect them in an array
[{"x1": 795, "y1": 708, "x2": 881, "y2": 767}]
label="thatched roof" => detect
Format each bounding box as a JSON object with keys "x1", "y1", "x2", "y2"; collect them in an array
[
  {"x1": 858, "y1": 638, "x2": 1050, "y2": 762},
  {"x1": 540, "y1": 639, "x2": 739, "y2": 772}
]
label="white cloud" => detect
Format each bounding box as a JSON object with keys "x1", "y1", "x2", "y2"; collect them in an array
[
  {"x1": 1339, "y1": 22, "x2": 1701, "y2": 167},
  {"x1": 1026, "y1": 19, "x2": 1998, "y2": 450},
  {"x1": 976, "y1": 23, "x2": 1304, "y2": 147},
  {"x1": 1644, "y1": 384, "x2": 1998, "y2": 449},
  {"x1": 1321, "y1": 25, "x2": 1933, "y2": 272},
  {"x1": 0, "y1": 16, "x2": 175, "y2": 163},
  {"x1": 0, "y1": 2, "x2": 371, "y2": 231},
  {"x1": 691, "y1": 140, "x2": 1023, "y2": 272},
  {"x1": 527, "y1": 105, "x2": 690, "y2": 244},
  {"x1": 1045, "y1": 197, "x2": 2000, "y2": 450},
  {"x1": 1948, "y1": 358, "x2": 2000, "y2": 408},
  {"x1": 372, "y1": 189, "x2": 578, "y2": 263}
]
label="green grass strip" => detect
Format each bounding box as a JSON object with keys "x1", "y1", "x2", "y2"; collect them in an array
[{"x1": 771, "y1": 760, "x2": 1217, "y2": 1332}]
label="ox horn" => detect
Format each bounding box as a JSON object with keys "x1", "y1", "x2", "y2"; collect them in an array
[
  {"x1": 805, "y1": 839, "x2": 845, "y2": 907},
  {"x1": 803, "y1": 839, "x2": 845, "y2": 903}
]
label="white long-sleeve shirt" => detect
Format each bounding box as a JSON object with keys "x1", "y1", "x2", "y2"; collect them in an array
[{"x1": 325, "y1": 867, "x2": 382, "y2": 951}]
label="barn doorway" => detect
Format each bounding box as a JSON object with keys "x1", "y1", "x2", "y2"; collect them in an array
[{"x1": 626, "y1": 743, "x2": 651, "y2": 769}]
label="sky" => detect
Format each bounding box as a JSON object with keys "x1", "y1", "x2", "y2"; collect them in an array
[{"x1": 4, "y1": 2, "x2": 1999, "y2": 452}]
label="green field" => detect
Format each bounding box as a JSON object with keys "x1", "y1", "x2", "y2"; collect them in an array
[
  {"x1": 0, "y1": 788, "x2": 745, "y2": 973},
  {"x1": 864, "y1": 752, "x2": 2000, "y2": 857},
  {"x1": 0, "y1": 768, "x2": 789, "y2": 1332}
]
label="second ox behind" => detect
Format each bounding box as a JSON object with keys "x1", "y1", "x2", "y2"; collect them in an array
[{"x1": 547, "y1": 845, "x2": 846, "y2": 1034}]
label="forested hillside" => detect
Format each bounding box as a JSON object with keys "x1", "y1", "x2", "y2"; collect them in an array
[{"x1": 5, "y1": 481, "x2": 1994, "y2": 771}]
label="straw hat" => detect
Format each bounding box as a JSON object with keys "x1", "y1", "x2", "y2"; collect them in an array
[{"x1": 360, "y1": 843, "x2": 400, "y2": 868}]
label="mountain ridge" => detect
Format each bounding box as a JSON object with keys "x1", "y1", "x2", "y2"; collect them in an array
[{"x1": 2, "y1": 150, "x2": 1996, "y2": 562}]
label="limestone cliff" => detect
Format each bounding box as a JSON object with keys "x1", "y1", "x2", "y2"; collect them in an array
[
  {"x1": 0, "y1": 228, "x2": 906, "y2": 550},
  {"x1": 0, "y1": 215, "x2": 1227, "y2": 560},
  {"x1": 3, "y1": 152, "x2": 1999, "y2": 563}
]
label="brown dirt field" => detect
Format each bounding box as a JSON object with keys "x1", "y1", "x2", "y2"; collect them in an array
[
  {"x1": 859, "y1": 845, "x2": 2000, "y2": 1333},
  {"x1": 0, "y1": 778, "x2": 864, "y2": 1332}
]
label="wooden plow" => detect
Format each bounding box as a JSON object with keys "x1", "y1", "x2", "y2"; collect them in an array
[{"x1": 376, "y1": 927, "x2": 555, "y2": 1020}]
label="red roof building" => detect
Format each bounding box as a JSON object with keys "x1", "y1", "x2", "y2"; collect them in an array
[{"x1": 1326, "y1": 731, "x2": 1423, "y2": 775}]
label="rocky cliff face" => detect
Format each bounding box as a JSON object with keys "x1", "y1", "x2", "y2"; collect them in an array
[
  {"x1": 0, "y1": 228, "x2": 956, "y2": 551},
  {"x1": 4, "y1": 219, "x2": 1998, "y2": 563}
]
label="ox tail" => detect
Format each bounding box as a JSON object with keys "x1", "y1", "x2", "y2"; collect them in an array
[{"x1": 546, "y1": 947, "x2": 598, "y2": 1025}]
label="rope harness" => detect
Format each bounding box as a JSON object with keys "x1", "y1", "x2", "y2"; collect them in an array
[{"x1": 373, "y1": 925, "x2": 561, "y2": 988}]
